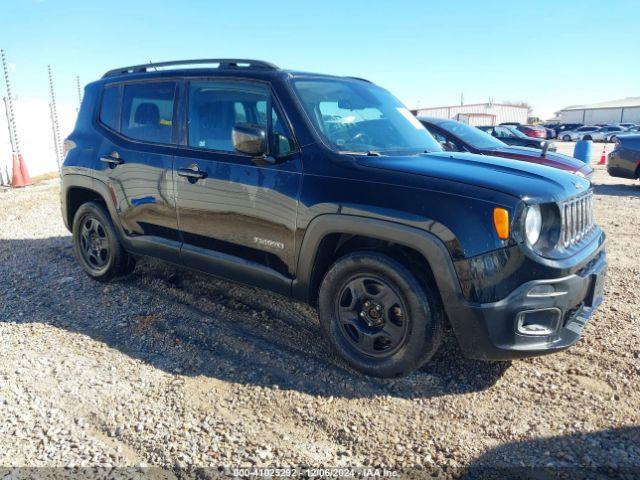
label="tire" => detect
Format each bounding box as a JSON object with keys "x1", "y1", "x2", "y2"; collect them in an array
[
  {"x1": 72, "y1": 201, "x2": 136, "y2": 281},
  {"x1": 583, "y1": 135, "x2": 592, "y2": 141},
  {"x1": 562, "y1": 135, "x2": 572, "y2": 142},
  {"x1": 609, "y1": 135, "x2": 617, "y2": 143},
  {"x1": 318, "y1": 251, "x2": 443, "y2": 378}
]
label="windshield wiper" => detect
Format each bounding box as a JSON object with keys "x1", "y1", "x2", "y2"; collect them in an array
[{"x1": 340, "y1": 150, "x2": 382, "y2": 156}]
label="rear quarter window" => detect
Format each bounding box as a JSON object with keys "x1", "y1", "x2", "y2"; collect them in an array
[{"x1": 99, "y1": 85, "x2": 121, "y2": 131}]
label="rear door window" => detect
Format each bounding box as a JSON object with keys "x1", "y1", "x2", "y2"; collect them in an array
[{"x1": 120, "y1": 82, "x2": 177, "y2": 144}]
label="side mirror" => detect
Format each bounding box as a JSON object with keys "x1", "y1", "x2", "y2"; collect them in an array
[
  {"x1": 540, "y1": 141, "x2": 550, "y2": 158},
  {"x1": 233, "y1": 123, "x2": 266, "y2": 156}
]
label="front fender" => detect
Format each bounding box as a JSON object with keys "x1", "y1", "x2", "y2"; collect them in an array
[{"x1": 291, "y1": 214, "x2": 466, "y2": 311}]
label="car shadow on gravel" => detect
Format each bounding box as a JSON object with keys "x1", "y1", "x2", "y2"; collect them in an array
[
  {"x1": 593, "y1": 183, "x2": 640, "y2": 197},
  {"x1": 0, "y1": 236, "x2": 511, "y2": 401},
  {"x1": 459, "y1": 426, "x2": 640, "y2": 480}
]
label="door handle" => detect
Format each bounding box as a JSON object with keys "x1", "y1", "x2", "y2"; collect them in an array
[
  {"x1": 177, "y1": 167, "x2": 207, "y2": 181},
  {"x1": 100, "y1": 154, "x2": 124, "y2": 166}
]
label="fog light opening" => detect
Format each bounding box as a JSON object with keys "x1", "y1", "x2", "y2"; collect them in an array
[
  {"x1": 526, "y1": 284, "x2": 567, "y2": 298},
  {"x1": 516, "y1": 308, "x2": 562, "y2": 336}
]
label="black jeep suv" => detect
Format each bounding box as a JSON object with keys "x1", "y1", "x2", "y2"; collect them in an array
[{"x1": 61, "y1": 59, "x2": 607, "y2": 378}]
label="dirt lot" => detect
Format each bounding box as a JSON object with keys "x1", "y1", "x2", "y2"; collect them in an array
[{"x1": 0, "y1": 165, "x2": 639, "y2": 478}]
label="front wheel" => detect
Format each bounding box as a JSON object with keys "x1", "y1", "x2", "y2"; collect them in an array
[
  {"x1": 318, "y1": 252, "x2": 443, "y2": 377},
  {"x1": 72, "y1": 201, "x2": 136, "y2": 281},
  {"x1": 562, "y1": 135, "x2": 572, "y2": 142}
]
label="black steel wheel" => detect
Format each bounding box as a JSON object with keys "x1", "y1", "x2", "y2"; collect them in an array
[
  {"x1": 318, "y1": 251, "x2": 443, "y2": 378},
  {"x1": 78, "y1": 217, "x2": 110, "y2": 270},
  {"x1": 336, "y1": 274, "x2": 409, "y2": 358},
  {"x1": 72, "y1": 201, "x2": 135, "y2": 281}
]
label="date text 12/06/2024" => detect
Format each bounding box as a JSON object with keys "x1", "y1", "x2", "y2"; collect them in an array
[{"x1": 231, "y1": 467, "x2": 400, "y2": 477}]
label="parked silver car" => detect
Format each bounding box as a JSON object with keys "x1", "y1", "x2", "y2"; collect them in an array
[
  {"x1": 561, "y1": 125, "x2": 628, "y2": 142},
  {"x1": 605, "y1": 126, "x2": 639, "y2": 142},
  {"x1": 559, "y1": 125, "x2": 601, "y2": 141},
  {"x1": 582, "y1": 125, "x2": 629, "y2": 142}
]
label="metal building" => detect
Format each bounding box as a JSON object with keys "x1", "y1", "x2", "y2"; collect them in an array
[
  {"x1": 557, "y1": 97, "x2": 640, "y2": 125},
  {"x1": 412, "y1": 102, "x2": 528, "y2": 126}
]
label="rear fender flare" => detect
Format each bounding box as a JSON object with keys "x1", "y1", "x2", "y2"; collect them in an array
[{"x1": 62, "y1": 174, "x2": 128, "y2": 241}]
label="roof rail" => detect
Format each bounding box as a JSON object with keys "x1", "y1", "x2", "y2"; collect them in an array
[{"x1": 102, "y1": 59, "x2": 279, "y2": 78}]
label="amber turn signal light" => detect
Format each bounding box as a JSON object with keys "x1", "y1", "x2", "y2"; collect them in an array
[{"x1": 493, "y1": 208, "x2": 510, "y2": 240}]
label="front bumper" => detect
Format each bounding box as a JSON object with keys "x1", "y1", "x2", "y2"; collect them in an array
[{"x1": 452, "y1": 249, "x2": 607, "y2": 360}]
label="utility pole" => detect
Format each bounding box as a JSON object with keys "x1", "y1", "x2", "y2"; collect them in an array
[
  {"x1": 49, "y1": 103, "x2": 61, "y2": 168},
  {"x1": 48, "y1": 65, "x2": 62, "y2": 172},
  {"x1": 1, "y1": 49, "x2": 19, "y2": 186},
  {"x1": 76, "y1": 75, "x2": 82, "y2": 111}
]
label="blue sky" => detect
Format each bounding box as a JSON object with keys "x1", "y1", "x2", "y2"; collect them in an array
[{"x1": 1, "y1": 0, "x2": 639, "y2": 119}]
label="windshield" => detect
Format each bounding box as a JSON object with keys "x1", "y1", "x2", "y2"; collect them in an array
[
  {"x1": 505, "y1": 126, "x2": 528, "y2": 138},
  {"x1": 436, "y1": 120, "x2": 506, "y2": 150},
  {"x1": 292, "y1": 78, "x2": 441, "y2": 155}
]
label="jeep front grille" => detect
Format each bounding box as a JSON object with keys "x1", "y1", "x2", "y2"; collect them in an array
[{"x1": 560, "y1": 191, "x2": 595, "y2": 248}]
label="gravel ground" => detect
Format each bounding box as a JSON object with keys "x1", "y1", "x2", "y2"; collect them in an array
[{"x1": 0, "y1": 166, "x2": 638, "y2": 478}]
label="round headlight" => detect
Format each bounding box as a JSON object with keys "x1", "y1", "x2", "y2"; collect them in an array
[{"x1": 525, "y1": 205, "x2": 542, "y2": 245}]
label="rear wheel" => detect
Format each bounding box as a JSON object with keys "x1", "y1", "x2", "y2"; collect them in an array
[
  {"x1": 318, "y1": 252, "x2": 443, "y2": 377},
  {"x1": 583, "y1": 135, "x2": 592, "y2": 141},
  {"x1": 562, "y1": 135, "x2": 571, "y2": 142},
  {"x1": 72, "y1": 201, "x2": 135, "y2": 281}
]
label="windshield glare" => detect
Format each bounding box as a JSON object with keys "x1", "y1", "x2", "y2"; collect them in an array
[
  {"x1": 292, "y1": 79, "x2": 441, "y2": 155},
  {"x1": 437, "y1": 120, "x2": 506, "y2": 150}
]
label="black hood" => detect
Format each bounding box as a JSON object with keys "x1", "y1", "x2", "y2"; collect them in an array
[{"x1": 357, "y1": 151, "x2": 590, "y2": 203}]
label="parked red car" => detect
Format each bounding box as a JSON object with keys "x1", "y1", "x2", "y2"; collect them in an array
[
  {"x1": 420, "y1": 117, "x2": 593, "y2": 180},
  {"x1": 501, "y1": 123, "x2": 548, "y2": 139}
]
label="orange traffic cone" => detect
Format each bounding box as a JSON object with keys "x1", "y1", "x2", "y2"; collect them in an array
[
  {"x1": 10, "y1": 153, "x2": 32, "y2": 187},
  {"x1": 18, "y1": 154, "x2": 32, "y2": 185},
  {"x1": 598, "y1": 146, "x2": 606, "y2": 165}
]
